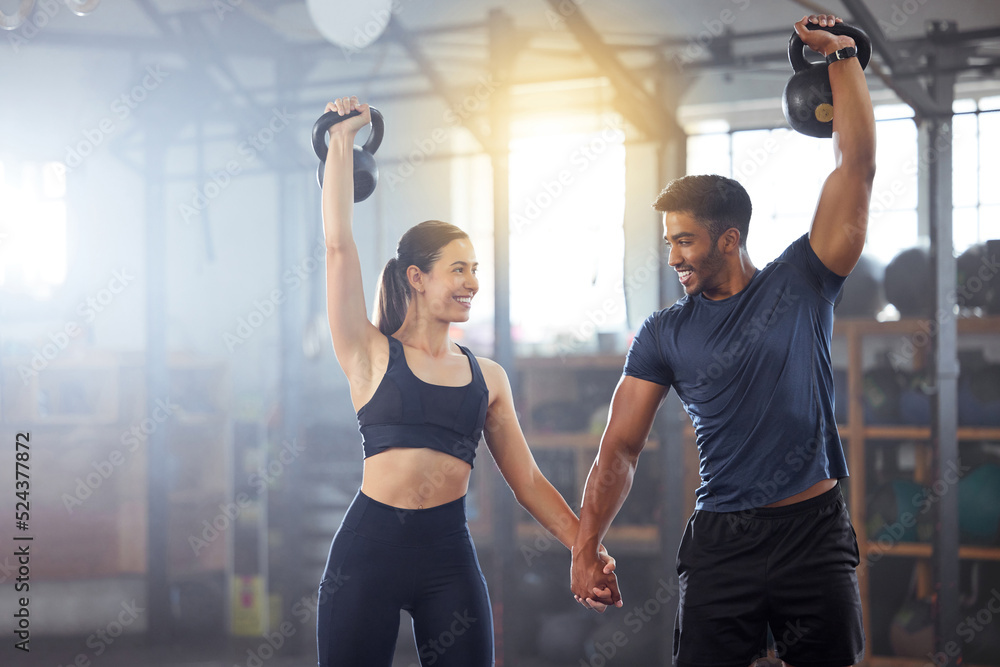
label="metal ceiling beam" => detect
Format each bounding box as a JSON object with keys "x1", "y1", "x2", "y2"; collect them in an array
[
  {"x1": 838, "y1": 0, "x2": 901, "y2": 69},
  {"x1": 132, "y1": 0, "x2": 304, "y2": 174},
  {"x1": 838, "y1": 0, "x2": 950, "y2": 118},
  {"x1": 903, "y1": 24, "x2": 1000, "y2": 46},
  {"x1": 543, "y1": 0, "x2": 682, "y2": 141},
  {"x1": 385, "y1": 17, "x2": 493, "y2": 151}
]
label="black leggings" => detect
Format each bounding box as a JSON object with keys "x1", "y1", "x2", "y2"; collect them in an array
[{"x1": 316, "y1": 489, "x2": 494, "y2": 667}]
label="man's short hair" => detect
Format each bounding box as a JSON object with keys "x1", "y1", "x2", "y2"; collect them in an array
[{"x1": 653, "y1": 174, "x2": 752, "y2": 247}]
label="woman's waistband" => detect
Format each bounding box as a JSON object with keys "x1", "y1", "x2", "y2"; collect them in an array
[{"x1": 340, "y1": 488, "x2": 470, "y2": 544}]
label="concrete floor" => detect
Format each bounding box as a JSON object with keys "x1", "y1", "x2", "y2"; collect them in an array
[
  {"x1": 11, "y1": 635, "x2": 788, "y2": 666},
  {"x1": 9, "y1": 617, "x2": 425, "y2": 667},
  {"x1": 11, "y1": 643, "x2": 419, "y2": 667}
]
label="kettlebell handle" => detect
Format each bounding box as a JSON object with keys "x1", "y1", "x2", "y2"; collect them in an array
[
  {"x1": 788, "y1": 22, "x2": 872, "y2": 73},
  {"x1": 312, "y1": 107, "x2": 384, "y2": 161}
]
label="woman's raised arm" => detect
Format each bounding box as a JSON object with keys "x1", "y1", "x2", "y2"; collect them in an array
[{"x1": 322, "y1": 96, "x2": 383, "y2": 378}]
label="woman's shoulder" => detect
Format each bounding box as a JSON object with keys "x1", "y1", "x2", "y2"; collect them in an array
[
  {"x1": 474, "y1": 354, "x2": 501, "y2": 372},
  {"x1": 465, "y1": 353, "x2": 507, "y2": 386}
]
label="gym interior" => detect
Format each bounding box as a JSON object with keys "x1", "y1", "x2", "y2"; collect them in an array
[{"x1": 1, "y1": 1, "x2": 999, "y2": 666}]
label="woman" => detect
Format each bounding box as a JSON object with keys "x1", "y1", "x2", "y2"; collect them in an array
[{"x1": 315, "y1": 96, "x2": 618, "y2": 667}]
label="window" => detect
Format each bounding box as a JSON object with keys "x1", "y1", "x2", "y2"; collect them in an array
[
  {"x1": 0, "y1": 160, "x2": 68, "y2": 299},
  {"x1": 506, "y1": 115, "x2": 627, "y2": 355},
  {"x1": 686, "y1": 102, "x2": 1000, "y2": 268},
  {"x1": 953, "y1": 101, "x2": 1000, "y2": 255}
]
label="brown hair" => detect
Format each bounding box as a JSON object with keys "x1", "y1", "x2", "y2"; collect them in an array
[{"x1": 374, "y1": 220, "x2": 470, "y2": 335}]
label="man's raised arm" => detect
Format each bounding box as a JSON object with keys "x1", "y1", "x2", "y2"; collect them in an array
[{"x1": 800, "y1": 14, "x2": 877, "y2": 277}]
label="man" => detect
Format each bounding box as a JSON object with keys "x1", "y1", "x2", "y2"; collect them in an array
[{"x1": 570, "y1": 14, "x2": 875, "y2": 667}]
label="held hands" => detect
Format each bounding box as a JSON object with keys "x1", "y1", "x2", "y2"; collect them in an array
[
  {"x1": 325, "y1": 96, "x2": 371, "y2": 139},
  {"x1": 793, "y1": 14, "x2": 855, "y2": 57},
  {"x1": 571, "y1": 544, "x2": 622, "y2": 613}
]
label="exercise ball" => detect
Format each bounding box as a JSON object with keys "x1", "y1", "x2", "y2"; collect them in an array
[
  {"x1": 958, "y1": 363, "x2": 1000, "y2": 427},
  {"x1": 863, "y1": 366, "x2": 904, "y2": 425},
  {"x1": 866, "y1": 479, "x2": 931, "y2": 543},
  {"x1": 835, "y1": 253, "x2": 885, "y2": 318},
  {"x1": 958, "y1": 463, "x2": 1000, "y2": 545},
  {"x1": 889, "y1": 598, "x2": 934, "y2": 657},
  {"x1": 957, "y1": 241, "x2": 1000, "y2": 314},
  {"x1": 884, "y1": 247, "x2": 933, "y2": 317},
  {"x1": 899, "y1": 371, "x2": 932, "y2": 425}
]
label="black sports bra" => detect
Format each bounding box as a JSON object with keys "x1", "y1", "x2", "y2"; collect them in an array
[{"x1": 356, "y1": 335, "x2": 489, "y2": 467}]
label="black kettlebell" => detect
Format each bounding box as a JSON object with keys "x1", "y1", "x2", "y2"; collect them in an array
[
  {"x1": 782, "y1": 23, "x2": 871, "y2": 138},
  {"x1": 312, "y1": 107, "x2": 384, "y2": 201}
]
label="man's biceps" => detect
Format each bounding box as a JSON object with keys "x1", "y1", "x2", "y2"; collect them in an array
[{"x1": 623, "y1": 377, "x2": 669, "y2": 408}]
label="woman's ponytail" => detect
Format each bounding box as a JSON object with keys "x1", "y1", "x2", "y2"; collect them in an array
[{"x1": 375, "y1": 257, "x2": 408, "y2": 336}]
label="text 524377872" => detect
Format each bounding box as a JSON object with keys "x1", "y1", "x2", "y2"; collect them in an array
[{"x1": 13, "y1": 432, "x2": 32, "y2": 653}]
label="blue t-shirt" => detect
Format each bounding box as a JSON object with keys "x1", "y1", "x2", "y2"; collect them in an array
[{"x1": 623, "y1": 234, "x2": 849, "y2": 511}]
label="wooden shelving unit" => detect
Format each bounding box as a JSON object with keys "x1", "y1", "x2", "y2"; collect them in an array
[
  {"x1": 834, "y1": 317, "x2": 1000, "y2": 667},
  {"x1": 508, "y1": 354, "x2": 669, "y2": 552},
  {"x1": 0, "y1": 352, "x2": 232, "y2": 580}
]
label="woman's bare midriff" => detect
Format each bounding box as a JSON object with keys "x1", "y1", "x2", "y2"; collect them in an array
[
  {"x1": 361, "y1": 446, "x2": 472, "y2": 509},
  {"x1": 762, "y1": 477, "x2": 838, "y2": 508}
]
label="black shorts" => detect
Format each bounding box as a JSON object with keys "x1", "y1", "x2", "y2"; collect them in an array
[{"x1": 673, "y1": 482, "x2": 864, "y2": 667}]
